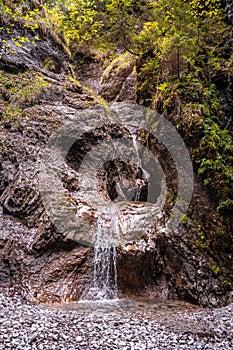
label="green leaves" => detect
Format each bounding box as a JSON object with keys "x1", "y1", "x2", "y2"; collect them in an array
[
  {"x1": 45, "y1": 0, "x2": 152, "y2": 49},
  {"x1": 0, "y1": 70, "x2": 50, "y2": 112},
  {"x1": 45, "y1": 0, "x2": 104, "y2": 46},
  {"x1": 188, "y1": 0, "x2": 223, "y2": 19},
  {"x1": 197, "y1": 117, "x2": 233, "y2": 208}
]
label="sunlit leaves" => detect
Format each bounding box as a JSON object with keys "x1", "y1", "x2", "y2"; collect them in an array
[
  {"x1": 45, "y1": 0, "x2": 104, "y2": 46},
  {"x1": 187, "y1": 0, "x2": 223, "y2": 18}
]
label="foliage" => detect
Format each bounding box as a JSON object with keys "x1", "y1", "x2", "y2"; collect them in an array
[
  {"x1": 153, "y1": 77, "x2": 233, "y2": 213},
  {"x1": 0, "y1": 0, "x2": 40, "y2": 29},
  {"x1": 211, "y1": 264, "x2": 221, "y2": 275},
  {"x1": 45, "y1": 0, "x2": 103, "y2": 48},
  {"x1": 102, "y1": 52, "x2": 134, "y2": 79},
  {"x1": 104, "y1": 0, "x2": 150, "y2": 47},
  {"x1": 187, "y1": 0, "x2": 223, "y2": 18},
  {"x1": 0, "y1": 0, "x2": 68, "y2": 55},
  {"x1": 0, "y1": 70, "x2": 49, "y2": 119},
  {"x1": 198, "y1": 119, "x2": 233, "y2": 191},
  {"x1": 0, "y1": 0, "x2": 40, "y2": 52},
  {"x1": 181, "y1": 214, "x2": 188, "y2": 225},
  {"x1": 44, "y1": 0, "x2": 151, "y2": 50}
]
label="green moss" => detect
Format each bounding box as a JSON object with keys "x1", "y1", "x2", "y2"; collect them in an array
[
  {"x1": 102, "y1": 53, "x2": 135, "y2": 80},
  {"x1": 42, "y1": 58, "x2": 56, "y2": 71},
  {"x1": 181, "y1": 214, "x2": 188, "y2": 225},
  {"x1": 0, "y1": 70, "x2": 50, "y2": 111},
  {"x1": 145, "y1": 74, "x2": 233, "y2": 215},
  {"x1": 1, "y1": 105, "x2": 23, "y2": 122},
  {"x1": 211, "y1": 264, "x2": 221, "y2": 275}
]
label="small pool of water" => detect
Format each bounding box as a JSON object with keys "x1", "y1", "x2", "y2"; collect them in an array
[{"x1": 44, "y1": 297, "x2": 199, "y2": 318}]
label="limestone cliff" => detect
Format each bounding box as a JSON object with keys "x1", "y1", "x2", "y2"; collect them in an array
[{"x1": 0, "y1": 5, "x2": 232, "y2": 307}]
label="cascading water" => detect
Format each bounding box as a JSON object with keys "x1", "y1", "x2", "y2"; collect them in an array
[
  {"x1": 81, "y1": 211, "x2": 119, "y2": 301},
  {"x1": 134, "y1": 179, "x2": 144, "y2": 202},
  {"x1": 132, "y1": 135, "x2": 150, "y2": 202},
  {"x1": 135, "y1": 186, "x2": 142, "y2": 202},
  {"x1": 79, "y1": 135, "x2": 162, "y2": 303}
]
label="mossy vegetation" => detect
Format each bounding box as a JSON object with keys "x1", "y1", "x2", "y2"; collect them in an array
[
  {"x1": 0, "y1": 70, "x2": 49, "y2": 122},
  {"x1": 152, "y1": 78, "x2": 233, "y2": 214},
  {"x1": 0, "y1": 0, "x2": 70, "y2": 56},
  {"x1": 101, "y1": 53, "x2": 135, "y2": 80}
]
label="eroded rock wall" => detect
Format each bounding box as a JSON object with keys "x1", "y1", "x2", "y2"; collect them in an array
[{"x1": 0, "y1": 15, "x2": 96, "y2": 302}]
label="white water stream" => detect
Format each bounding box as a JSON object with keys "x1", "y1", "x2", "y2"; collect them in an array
[{"x1": 81, "y1": 213, "x2": 119, "y2": 301}]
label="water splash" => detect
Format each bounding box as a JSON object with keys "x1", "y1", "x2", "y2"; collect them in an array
[{"x1": 81, "y1": 212, "x2": 119, "y2": 301}]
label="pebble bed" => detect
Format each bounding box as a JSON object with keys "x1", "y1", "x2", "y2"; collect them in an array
[{"x1": 0, "y1": 289, "x2": 232, "y2": 350}]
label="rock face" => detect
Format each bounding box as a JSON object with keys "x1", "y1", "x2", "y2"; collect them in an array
[
  {"x1": 0, "y1": 15, "x2": 95, "y2": 302},
  {"x1": 74, "y1": 47, "x2": 104, "y2": 94},
  {"x1": 74, "y1": 50, "x2": 137, "y2": 102},
  {"x1": 225, "y1": 0, "x2": 233, "y2": 25},
  {"x1": 117, "y1": 174, "x2": 233, "y2": 307},
  {"x1": 0, "y1": 12, "x2": 232, "y2": 307},
  {"x1": 223, "y1": 0, "x2": 233, "y2": 132},
  {"x1": 99, "y1": 53, "x2": 136, "y2": 102}
]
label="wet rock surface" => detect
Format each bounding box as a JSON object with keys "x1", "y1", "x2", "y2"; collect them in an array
[
  {"x1": 0, "y1": 208, "x2": 92, "y2": 303},
  {"x1": 74, "y1": 47, "x2": 104, "y2": 94},
  {"x1": 225, "y1": 0, "x2": 233, "y2": 25},
  {"x1": 99, "y1": 54, "x2": 136, "y2": 102},
  {"x1": 0, "y1": 289, "x2": 232, "y2": 350}
]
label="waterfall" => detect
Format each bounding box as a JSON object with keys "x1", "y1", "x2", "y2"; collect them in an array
[
  {"x1": 81, "y1": 212, "x2": 119, "y2": 301},
  {"x1": 132, "y1": 135, "x2": 150, "y2": 202},
  {"x1": 80, "y1": 136, "x2": 153, "y2": 301},
  {"x1": 135, "y1": 185, "x2": 142, "y2": 202}
]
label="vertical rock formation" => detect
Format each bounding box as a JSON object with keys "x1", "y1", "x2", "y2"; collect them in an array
[{"x1": 225, "y1": 0, "x2": 233, "y2": 24}]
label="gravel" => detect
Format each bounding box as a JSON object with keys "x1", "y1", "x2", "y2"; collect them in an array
[{"x1": 0, "y1": 288, "x2": 232, "y2": 350}]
